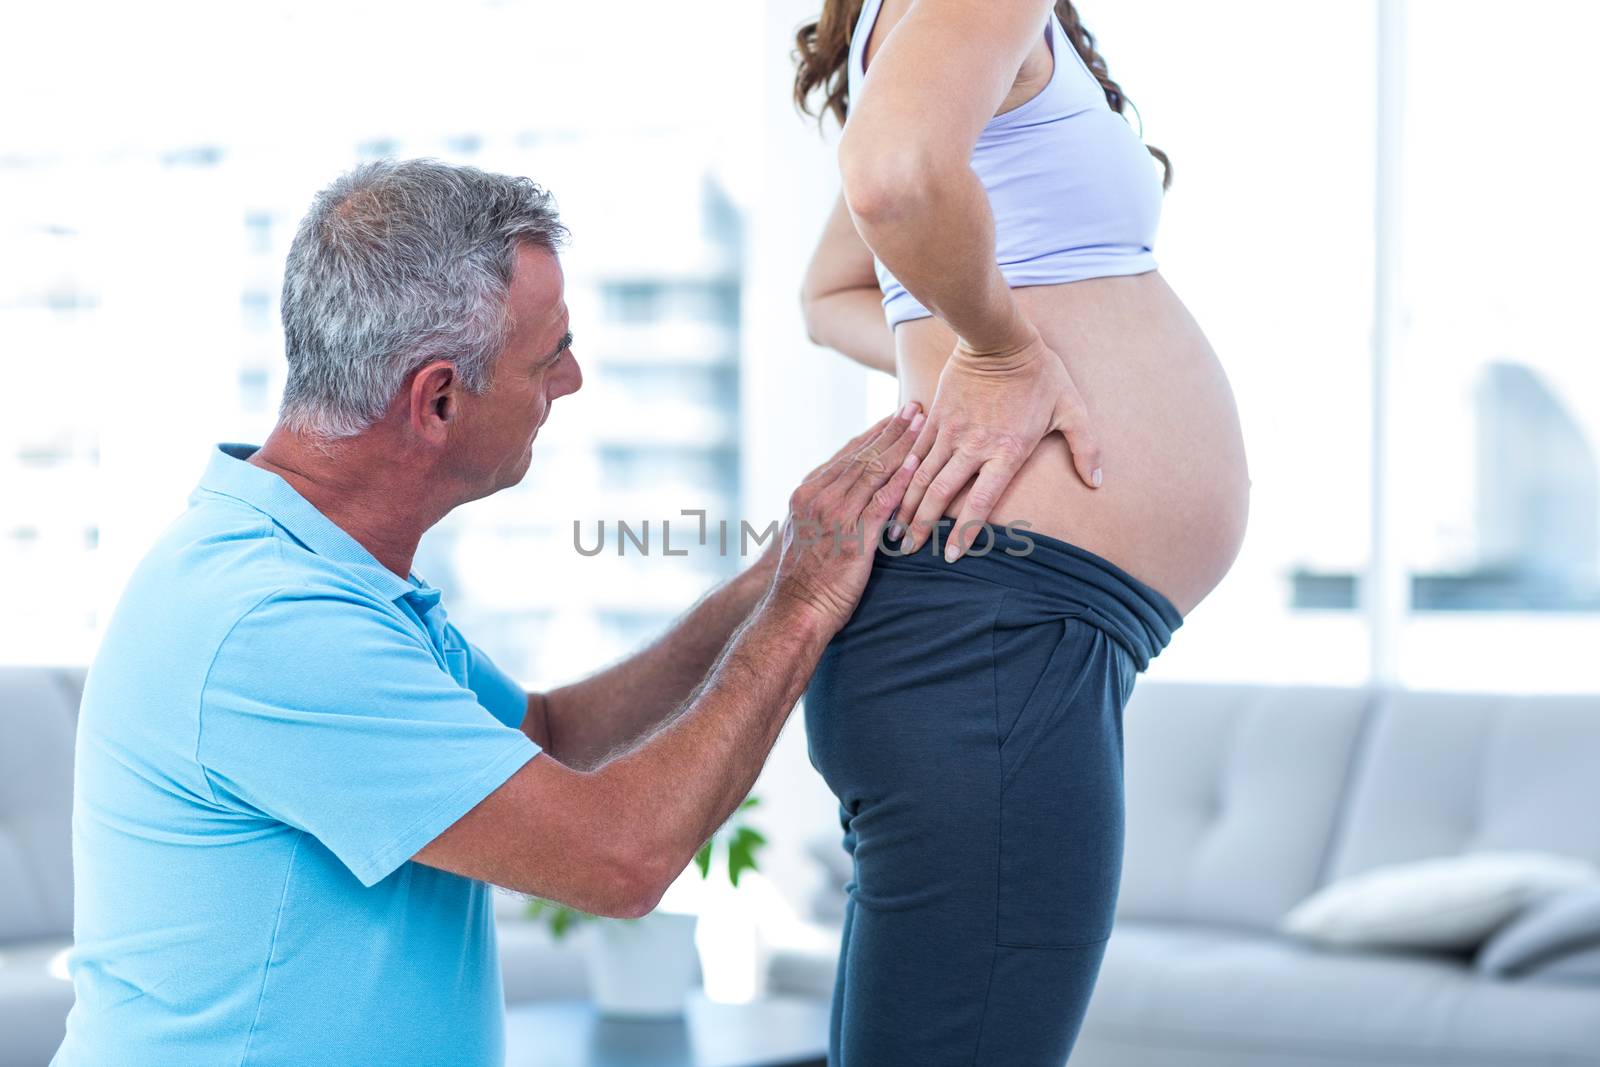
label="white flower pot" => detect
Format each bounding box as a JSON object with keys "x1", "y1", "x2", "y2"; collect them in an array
[{"x1": 588, "y1": 910, "x2": 701, "y2": 1019}]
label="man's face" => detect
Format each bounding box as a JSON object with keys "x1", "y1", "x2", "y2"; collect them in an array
[{"x1": 457, "y1": 243, "x2": 583, "y2": 495}]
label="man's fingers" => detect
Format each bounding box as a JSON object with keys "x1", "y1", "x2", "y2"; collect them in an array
[
  {"x1": 848, "y1": 410, "x2": 900, "y2": 455},
  {"x1": 823, "y1": 402, "x2": 920, "y2": 497},
  {"x1": 806, "y1": 413, "x2": 893, "y2": 483},
  {"x1": 802, "y1": 413, "x2": 896, "y2": 486},
  {"x1": 839, "y1": 407, "x2": 922, "y2": 518},
  {"x1": 945, "y1": 456, "x2": 1023, "y2": 562}
]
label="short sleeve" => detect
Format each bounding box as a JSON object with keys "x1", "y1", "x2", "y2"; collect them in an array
[
  {"x1": 447, "y1": 622, "x2": 527, "y2": 729},
  {"x1": 198, "y1": 589, "x2": 540, "y2": 887}
]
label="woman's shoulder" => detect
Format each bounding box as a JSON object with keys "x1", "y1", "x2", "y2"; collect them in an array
[{"x1": 856, "y1": 0, "x2": 1055, "y2": 116}]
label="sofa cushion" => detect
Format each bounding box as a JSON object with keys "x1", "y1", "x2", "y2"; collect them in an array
[
  {"x1": 804, "y1": 833, "x2": 851, "y2": 924},
  {"x1": 1514, "y1": 943, "x2": 1600, "y2": 985},
  {"x1": 1283, "y1": 851, "x2": 1598, "y2": 950},
  {"x1": 0, "y1": 938, "x2": 75, "y2": 1067},
  {"x1": 1478, "y1": 884, "x2": 1600, "y2": 977},
  {"x1": 495, "y1": 916, "x2": 593, "y2": 1004},
  {"x1": 1117, "y1": 683, "x2": 1372, "y2": 930},
  {"x1": 761, "y1": 917, "x2": 842, "y2": 1000},
  {"x1": 0, "y1": 668, "x2": 84, "y2": 944},
  {"x1": 1327, "y1": 691, "x2": 1600, "y2": 885},
  {"x1": 1078, "y1": 919, "x2": 1600, "y2": 1066}
]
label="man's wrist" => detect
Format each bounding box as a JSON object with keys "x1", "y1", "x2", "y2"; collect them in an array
[
  {"x1": 744, "y1": 544, "x2": 780, "y2": 590},
  {"x1": 757, "y1": 584, "x2": 841, "y2": 650},
  {"x1": 723, "y1": 550, "x2": 777, "y2": 616}
]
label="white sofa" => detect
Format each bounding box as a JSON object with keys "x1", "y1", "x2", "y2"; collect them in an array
[{"x1": 768, "y1": 682, "x2": 1600, "y2": 1066}]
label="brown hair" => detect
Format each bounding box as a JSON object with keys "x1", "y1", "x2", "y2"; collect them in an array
[{"x1": 792, "y1": 0, "x2": 1172, "y2": 191}]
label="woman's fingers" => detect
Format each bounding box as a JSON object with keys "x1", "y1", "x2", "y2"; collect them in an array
[
  {"x1": 891, "y1": 337, "x2": 1107, "y2": 559},
  {"x1": 1051, "y1": 382, "x2": 1104, "y2": 490},
  {"x1": 903, "y1": 435, "x2": 986, "y2": 557},
  {"x1": 944, "y1": 452, "x2": 1026, "y2": 561},
  {"x1": 890, "y1": 416, "x2": 944, "y2": 548}
]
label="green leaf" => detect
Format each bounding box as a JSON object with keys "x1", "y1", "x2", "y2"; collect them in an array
[
  {"x1": 734, "y1": 826, "x2": 767, "y2": 849},
  {"x1": 525, "y1": 897, "x2": 603, "y2": 941},
  {"x1": 738, "y1": 795, "x2": 761, "y2": 811},
  {"x1": 727, "y1": 838, "x2": 758, "y2": 887},
  {"x1": 694, "y1": 840, "x2": 714, "y2": 878}
]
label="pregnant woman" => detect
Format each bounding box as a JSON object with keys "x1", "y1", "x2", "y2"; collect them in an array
[{"x1": 792, "y1": 1, "x2": 1250, "y2": 1063}]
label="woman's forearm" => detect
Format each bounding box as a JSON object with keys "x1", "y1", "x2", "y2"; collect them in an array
[
  {"x1": 803, "y1": 286, "x2": 897, "y2": 375},
  {"x1": 841, "y1": 157, "x2": 1033, "y2": 358}
]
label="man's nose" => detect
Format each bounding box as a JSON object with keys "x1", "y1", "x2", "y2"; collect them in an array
[{"x1": 559, "y1": 351, "x2": 583, "y2": 396}]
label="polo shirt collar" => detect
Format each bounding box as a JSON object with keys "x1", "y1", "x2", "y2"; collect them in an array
[{"x1": 197, "y1": 442, "x2": 440, "y2": 610}]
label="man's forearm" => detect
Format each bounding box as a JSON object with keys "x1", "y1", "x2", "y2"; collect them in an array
[
  {"x1": 538, "y1": 556, "x2": 775, "y2": 770},
  {"x1": 590, "y1": 591, "x2": 835, "y2": 890}
]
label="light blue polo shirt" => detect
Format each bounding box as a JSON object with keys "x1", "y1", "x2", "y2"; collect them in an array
[{"x1": 55, "y1": 443, "x2": 542, "y2": 1067}]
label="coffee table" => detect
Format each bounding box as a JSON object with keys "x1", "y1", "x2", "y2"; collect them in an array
[{"x1": 504, "y1": 993, "x2": 830, "y2": 1067}]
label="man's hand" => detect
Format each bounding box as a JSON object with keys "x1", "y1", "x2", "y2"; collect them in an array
[
  {"x1": 893, "y1": 327, "x2": 1103, "y2": 562},
  {"x1": 770, "y1": 404, "x2": 924, "y2": 631}
]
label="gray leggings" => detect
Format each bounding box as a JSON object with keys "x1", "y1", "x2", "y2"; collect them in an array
[{"x1": 804, "y1": 519, "x2": 1180, "y2": 1066}]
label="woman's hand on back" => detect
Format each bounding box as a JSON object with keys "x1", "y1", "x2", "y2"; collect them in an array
[{"x1": 893, "y1": 327, "x2": 1103, "y2": 561}]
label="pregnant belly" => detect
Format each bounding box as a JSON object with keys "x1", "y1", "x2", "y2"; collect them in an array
[{"x1": 894, "y1": 270, "x2": 1250, "y2": 617}]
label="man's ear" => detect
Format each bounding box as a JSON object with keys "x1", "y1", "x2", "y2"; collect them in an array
[{"x1": 409, "y1": 360, "x2": 459, "y2": 442}]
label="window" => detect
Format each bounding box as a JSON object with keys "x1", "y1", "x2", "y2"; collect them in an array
[
  {"x1": 1068, "y1": 0, "x2": 1377, "y2": 684},
  {"x1": 1386, "y1": 0, "x2": 1600, "y2": 690},
  {"x1": 1054, "y1": 0, "x2": 1600, "y2": 692},
  {"x1": 243, "y1": 211, "x2": 274, "y2": 255},
  {"x1": 0, "y1": 4, "x2": 756, "y2": 683},
  {"x1": 240, "y1": 290, "x2": 272, "y2": 332}
]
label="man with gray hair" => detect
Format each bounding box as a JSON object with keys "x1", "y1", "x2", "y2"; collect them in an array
[{"x1": 54, "y1": 158, "x2": 924, "y2": 1066}]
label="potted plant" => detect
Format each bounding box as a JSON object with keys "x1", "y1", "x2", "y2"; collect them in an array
[{"x1": 524, "y1": 794, "x2": 767, "y2": 1018}]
